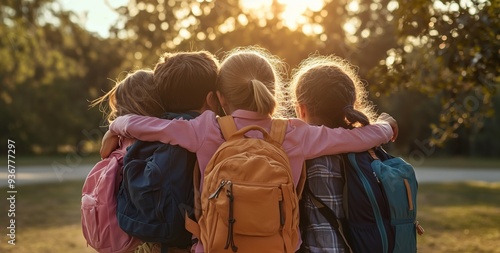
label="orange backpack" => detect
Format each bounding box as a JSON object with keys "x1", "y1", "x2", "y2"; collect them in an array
[{"x1": 187, "y1": 116, "x2": 305, "y2": 253}]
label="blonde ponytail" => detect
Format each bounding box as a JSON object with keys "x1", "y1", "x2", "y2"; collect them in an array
[
  {"x1": 217, "y1": 47, "x2": 285, "y2": 116},
  {"x1": 249, "y1": 79, "x2": 276, "y2": 115}
]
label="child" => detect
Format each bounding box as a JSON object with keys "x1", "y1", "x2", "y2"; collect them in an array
[
  {"x1": 83, "y1": 69, "x2": 165, "y2": 253},
  {"x1": 86, "y1": 51, "x2": 220, "y2": 253},
  {"x1": 100, "y1": 46, "x2": 398, "y2": 252},
  {"x1": 91, "y1": 69, "x2": 165, "y2": 125},
  {"x1": 290, "y1": 55, "x2": 377, "y2": 252},
  {"x1": 127, "y1": 51, "x2": 220, "y2": 253}
]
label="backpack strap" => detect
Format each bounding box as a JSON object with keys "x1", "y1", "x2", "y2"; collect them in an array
[
  {"x1": 297, "y1": 163, "x2": 307, "y2": 199},
  {"x1": 193, "y1": 161, "x2": 202, "y2": 221},
  {"x1": 270, "y1": 119, "x2": 307, "y2": 198},
  {"x1": 185, "y1": 161, "x2": 201, "y2": 239},
  {"x1": 185, "y1": 212, "x2": 200, "y2": 239},
  {"x1": 217, "y1": 115, "x2": 238, "y2": 140},
  {"x1": 307, "y1": 188, "x2": 341, "y2": 230},
  {"x1": 306, "y1": 181, "x2": 354, "y2": 253},
  {"x1": 270, "y1": 118, "x2": 287, "y2": 144},
  {"x1": 368, "y1": 148, "x2": 379, "y2": 160}
]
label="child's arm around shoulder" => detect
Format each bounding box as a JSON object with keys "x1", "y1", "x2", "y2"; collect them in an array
[
  {"x1": 297, "y1": 112, "x2": 398, "y2": 159},
  {"x1": 100, "y1": 111, "x2": 215, "y2": 158},
  {"x1": 100, "y1": 130, "x2": 120, "y2": 159},
  {"x1": 109, "y1": 114, "x2": 171, "y2": 140},
  {"x1": 377, "y1": 112, "x2": 398, "y2": 141},
  {"x1": 99, "y1": 114, "x2": 156, "y2": 158}
]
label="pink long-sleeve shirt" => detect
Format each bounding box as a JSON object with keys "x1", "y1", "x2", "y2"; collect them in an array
[
  {"x1": 109, "y1": 109, "x2": 392, "y2": 252},
  {"x1": 110, "y1": 109, "x2": 393, "y2": 187}
]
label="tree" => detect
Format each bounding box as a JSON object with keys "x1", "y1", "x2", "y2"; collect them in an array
[
  {"x1": 4, "y1": 0, "x2": 497, "y2": 156},
  {"x1": 372, "y1": 0, "x2": 499, "y2": 147},
  {"x1": 1, "y1": 0, "x2": 126, "y2": 154},
  {"x1": 110, "y1": 0, "x2": 499, "y2": 152},
  {"x1": 111, "y1": 0, "x2": 325, "y2": 70}
]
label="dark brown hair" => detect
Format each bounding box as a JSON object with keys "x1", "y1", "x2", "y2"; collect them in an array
[
  {"x1": 154, "y1": 51, "x2": 219, "y2": 112},
  {"x1": 290, "y1": 55, "x2": 376, "y2": 129}
]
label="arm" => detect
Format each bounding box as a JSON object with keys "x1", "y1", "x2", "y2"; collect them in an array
[
  {"x1": 100, "y1": 130, "x2": 119, "y2": 159},
  {"x1": 378, "y1": 112, "x2": 398, "y2": 142},
  {"x1": 107, "y1": 112, "x2": 212, "y2": 151},
  {"x1": 299, "y1": 115, "x2": 396, "y2": 159}
]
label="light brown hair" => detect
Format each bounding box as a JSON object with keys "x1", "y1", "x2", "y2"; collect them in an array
[{"x1": 90, "y1": 69, "x2": 164, "y2": 124}]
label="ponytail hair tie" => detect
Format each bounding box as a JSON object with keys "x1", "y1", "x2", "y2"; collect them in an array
[{"x1": 343, "y1": 105, "x2": 353, "y2": 112}]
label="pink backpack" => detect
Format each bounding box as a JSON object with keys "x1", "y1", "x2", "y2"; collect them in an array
[{"x1": 81, "y1": 148, "x2": 141, "y2": 253}]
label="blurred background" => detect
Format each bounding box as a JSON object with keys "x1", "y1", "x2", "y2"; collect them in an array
[
  {"x1": 0, "y1": 1, "x2": 499, "y2": 252},
  {"x1": 1, "y1": 0, "x2": 499, "y2": 160}
]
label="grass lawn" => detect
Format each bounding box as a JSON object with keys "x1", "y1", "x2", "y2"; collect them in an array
[
  {"x1": 0, "y1": 180, "x2": 499, "y2": 252},
  {"x1": 416, "y1": 181, "x2": 500, "y2": 253},
  {"x1": 0, "y1": 180, "x2": 95, "y2": 253}
]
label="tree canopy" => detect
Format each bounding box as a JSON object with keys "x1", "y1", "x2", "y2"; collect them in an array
[{"x1": 1, "y1": 0, "x2": 498, "y2": 157}]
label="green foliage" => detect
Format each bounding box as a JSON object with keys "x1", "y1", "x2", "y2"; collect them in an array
[
  {"x1": 1, "y1": 0, "x2": 498, "y2": 156},
  {"x1": 372, "y1": 0, "x2": 499, "y2": 147},
  {"x1": 1, "y1": 0, "x2": 125, "y2": 154}
]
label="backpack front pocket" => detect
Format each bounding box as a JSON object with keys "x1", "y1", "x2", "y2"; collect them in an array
[
  {"x1": 81, "y1": 194, "x2": 101, "y2": 247},
  {"x1": 393, "y1": 221, "x2": 417, "y2": 253},
  {"x1": 215, "y1": 183, "x2": 282, "y2": 236}
]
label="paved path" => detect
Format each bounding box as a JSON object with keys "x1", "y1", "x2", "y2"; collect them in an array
[
  {"x1": 1, "y1": 164, "x2": 499, "y2": 187},
  {"x1": 413, "y1": 167, "x2": 500, "y2": 183},
  {"x1": 0, "y1": 163, "x2": 94, "y2": 187}
]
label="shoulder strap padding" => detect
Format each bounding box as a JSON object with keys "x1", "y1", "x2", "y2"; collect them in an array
[
  {"x1": 217, "y1": 115, "x2": 238, "y2": 140},
  {"x1": 297, "y1": 163, "x2": 307, "y2": 199},
  {"x1": 270, "y1": 119, "x2": 307, "y2": 197},
  {"x1": 270, "y1": 118, "x2": 287, "y2": 144}
]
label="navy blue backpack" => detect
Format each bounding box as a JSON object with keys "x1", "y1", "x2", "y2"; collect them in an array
[
  {"x1": 117, "y1": 112, "x2": 199, "y2": 253},
  {"x1": 305, "y1": 147, "x2": 424, "y2": 253}
]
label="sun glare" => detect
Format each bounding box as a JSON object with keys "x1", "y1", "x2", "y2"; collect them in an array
[{"x1": 240, "y1": 0, "x2": 324, "y2": 32}]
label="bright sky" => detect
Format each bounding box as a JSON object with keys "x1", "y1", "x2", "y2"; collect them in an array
[
  {"x1": 240, "y1": 0, "x2": 324, "y2": 31},
  {"x1": 57, "y1": 0, "x2": 325, "y2": 38},
  {"x1": 58, "y1": 0, "x2": 128, "y2": 37}
]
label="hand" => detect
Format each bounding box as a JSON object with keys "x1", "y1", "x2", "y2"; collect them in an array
[
  {"x1": 100, "y1": 130, "x2": 119, "y2": 159},
  {"x1": 377, "y1": 112, "x2": 398, "y2": 142}
]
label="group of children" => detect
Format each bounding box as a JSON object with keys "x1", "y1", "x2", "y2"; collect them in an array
[{"x1": 92, "y1": 46, "x2": 398, "y2": 253}]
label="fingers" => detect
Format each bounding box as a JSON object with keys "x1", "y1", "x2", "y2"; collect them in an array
[
  {"x1": 100, "y1": 130, "x2": 120, "y2": 159},
  {"x1": 377, "y1": 112, "x2": 398, "y2": 142},
  {"x1": 391, "y1": 122, "x2": 399, "y2": 142}
]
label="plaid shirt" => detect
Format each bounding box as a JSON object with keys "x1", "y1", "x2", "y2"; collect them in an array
[{"x1": 300, "y1": 155, "x2": 347, "y2": 253}]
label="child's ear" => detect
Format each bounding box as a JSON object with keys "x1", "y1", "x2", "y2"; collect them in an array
[
  {"x1": 295, "y1": 103, "x2": 308, "y2": 120},
  {"x1": 205, "y1": 91, "x2": 218, "y2": 112},
  {"x1": 216, "y1": 91, "x2": 229, "y2": 115},
  {"x1": 216, "y1": 91, "x2": 225, "y2": 107},
  {"x1": 205, "y1": 91, "x2": 227, "y2": 116}
]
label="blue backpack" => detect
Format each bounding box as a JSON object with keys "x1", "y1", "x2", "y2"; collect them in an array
[
  {"x1": 305, "y1": 147, "x2": 424, "y2": 253},
  {"x1": 117, "y1": 112, "x2": 199, "y2": 253}
]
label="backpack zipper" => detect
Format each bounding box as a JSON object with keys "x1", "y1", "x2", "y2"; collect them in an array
[
  {"x1": 372, "y1": 171, "x2": 381, "y2": 183},
  {"x1": 208, "y1": 179, "x2": 227, "y2": 200},
  {"x1": 224, "y1": 181, "x2": 238, "y2": 252}
]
